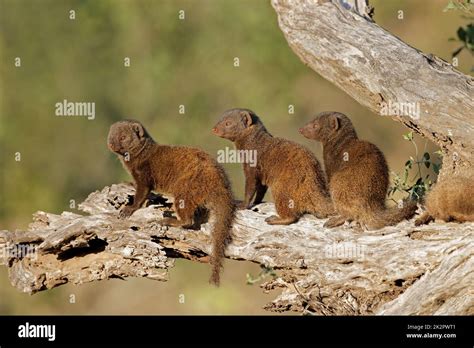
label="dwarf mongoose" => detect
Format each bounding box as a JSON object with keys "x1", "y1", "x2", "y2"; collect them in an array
[
  {"x1": 300, "y1": 111, "x2": 417, "y2": 230},
  {"x1": 213, "y1": 108, "x2": 333, "y2": 225},
  {"x1": 415, "y1": 176, "x2": 474, "y2": 225},
  {"x1": 108, "y1": 120, "x2": 235, "y2": 285}
]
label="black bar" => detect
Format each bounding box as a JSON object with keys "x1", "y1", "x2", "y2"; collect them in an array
[{"x1": 0, "y1": 315, "x2": 472, "y2": 346}]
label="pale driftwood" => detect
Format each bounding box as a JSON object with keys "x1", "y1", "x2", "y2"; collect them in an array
[
  {"x1": 2, "y1": 1, "x2": 474, "y2": 315},
  {"x1": 1, "y1": 183, "x2": 473, "y2": 314},
  {"x1": 271, "y1": 0, "x2": 474, "y2": 179}
]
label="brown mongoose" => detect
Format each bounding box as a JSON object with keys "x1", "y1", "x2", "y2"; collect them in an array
[
  {"x1": 415, "y1": 176, "x2": 474, "y2": 225},
  {"x1": 107, "y1": 120, "x2": 235, "y2": 286},
  {"x1": 299, "y1": 111, "x2": 417, "y2": 230},
  {"x1": 212, "y1": 108, "x2": 334, "y2": 225}
]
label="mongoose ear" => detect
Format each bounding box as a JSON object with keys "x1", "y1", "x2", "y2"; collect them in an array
[
  {"x1": 330, "y1": 114, "x2": 340, "y2": 131},
  {"x1": 240, "y1": 111, "x2": 253, "y2": 127},
  {"x1": 132, "y1": 123, "x2": 145, "y2": 138}
]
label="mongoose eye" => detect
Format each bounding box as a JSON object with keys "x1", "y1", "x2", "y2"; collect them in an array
[
  {"x1": 120, "y1": 135, "x2": 126, "y2": 141},
  {"x1": 225, "y1": 121, "x2": 231, "y2": 127}
]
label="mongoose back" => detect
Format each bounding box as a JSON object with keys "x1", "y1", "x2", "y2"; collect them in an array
[
  {"x1": 300, "y1": 111, "x2": 417, "y2": 230},
  {"x1": 415, "y1": 176, "x2": 474, "y2": 225},
  {"x1": 212, "y1": 108, "x2": 333, "y2": 225},
  {"x1": 107, "y1": 120, "x2": 235, "y2": 286}
]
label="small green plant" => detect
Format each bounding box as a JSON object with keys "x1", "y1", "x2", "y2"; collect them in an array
[
  {"x1": 444, "y1": 0, "x2": 474, "y2": 12},
  {"x1": 444, "y1": 0, "x2": 474, "y2": 72},
  {"x1": 388, "y1": 132, "x2": 442, "y2": 202},
  {"x1": 246, "y1": 265, "x2": 277, "y2": 285}
]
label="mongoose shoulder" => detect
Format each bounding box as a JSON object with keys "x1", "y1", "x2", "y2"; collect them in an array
[
  {"x1": 415, "y1": 176, "x2": 474, "y2": 225},
  {"x1": 300, "y1": 111, "x2": 417, "y2": 230},
  {"x1": 213, "y1": 108, "x2": 333, "y2": 225},
  {"x1": 107, "y1": 120, "x2": 235, "y2": 286}
]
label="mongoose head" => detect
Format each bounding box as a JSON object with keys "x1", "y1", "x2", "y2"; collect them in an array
[
  {"x1": 107, "y1": 120, "x2": 151, "y2": 156},
  {"x1": 299, "y1": 112, "x2": 354, "y2": 143},
  {"x1": 213, "y1": 108, "x2": 261, "y2": 142}
]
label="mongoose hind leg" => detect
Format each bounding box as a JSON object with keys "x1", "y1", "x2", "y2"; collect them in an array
[
  {"x1": 324, "y1": 215, "x2": 347, "y2": 228},
  {"x1": 159, "y1": 196, "x2": 196, "y2": 228},
  {"x1": 265, "y1": 215, "x2": 298, "y2": 225},
  {"x1": 414, "y1": 212, "x2": 434, "y2": 226},
  {"x1": 450, "y1": 212, "x2": 474, "y2": 223},
  {"x1": 267, "y1": 192, "x2": 300, "y2": 225}
]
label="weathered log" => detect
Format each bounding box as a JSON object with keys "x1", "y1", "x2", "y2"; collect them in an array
[
  {"x1": 1, "y1": 184, "x2": 473, "y2": 314},
  {"x1": 1, "y1": 0, "x2": 473, "y2": 315},
  {"x1": 271, "y1": 0, "x2": 474, "y2": 179}
]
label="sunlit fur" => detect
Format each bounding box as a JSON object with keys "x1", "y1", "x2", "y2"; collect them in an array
[
  {"x1": 415, "y1": 176, "x2": 474, "y2": 225},
  {"x1": 108, "y1": 120, "x2": 235, "y2": 286},
  {"x1": 300, "y1": 112, "x2": 417, "y2": 230},
  {"x1": 213, "y1": 108, "x2": 334, "y2": 225}
]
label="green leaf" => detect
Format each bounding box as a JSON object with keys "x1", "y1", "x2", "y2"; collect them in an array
[
  {"x1": 457, "y1": 27, "x2": 467, "y2": 42},
  {"x1": 443, "y1": 0, "x2": 457, "y2": 11},
  {"x1": 403, "y1": 132, "x2": 414, "y2": 141}
]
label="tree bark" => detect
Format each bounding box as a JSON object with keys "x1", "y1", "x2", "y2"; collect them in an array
[
  {"x1": 1, "y1": 184, "x2": 473, "y2": 314},
  {"x1": 271, "y1": 0, "x2": 474, "y2": 179},
  {"x1": 1, "y1": 1, "x2": 473, "y2": 316}
]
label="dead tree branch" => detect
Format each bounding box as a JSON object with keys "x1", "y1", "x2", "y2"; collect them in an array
[
  {"x1": 1, "y1": 184, "x2": 473, "y2": 314},
  {"x1": 271, "y1": 0, "x2": 474, "y2": 179}
]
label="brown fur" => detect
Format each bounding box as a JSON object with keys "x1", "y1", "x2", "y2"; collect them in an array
[
  {"x1": 300, "y1": 111, "x2": 417, "y2": 230},
  {"x1": 415, "y1": 176, "x2": 474, "y2": 225},
  {"x1": 212, "y1": 108, "x2": 333, "y2": 225},
  {"x1": 107, "y1": 120, "x2": 235, "y2": 286}
]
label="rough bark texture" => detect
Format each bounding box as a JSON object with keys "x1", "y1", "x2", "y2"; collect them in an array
[
  {"x1": 271, "y1": 0, "x2": 474, "y2": 180},
  {"x1": 1, "y1": 183, "x2": 473, "y2": 315},
  {"x1": 1, "y1": 1, "x2": 473, "y2": 316}
]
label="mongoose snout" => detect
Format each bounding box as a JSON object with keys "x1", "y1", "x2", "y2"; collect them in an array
[
  {"x1": 108, "y1": 119, "x2": 235, "y2": 286},
  {"x1": 213, "y1": 108, "x2": 334, "y2": 225},
  {"x1": 300, "y1": 111, "x2": 417, "y2": 230}
]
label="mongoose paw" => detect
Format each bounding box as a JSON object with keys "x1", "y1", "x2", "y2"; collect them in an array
[
  {"x1": 265, "y1": 215, "x2": 298, "y2": 225},
  {"x1": 351, "y1": 221, "x2": 365, "y2": 232},
  {"x1": 324, "y1": 216, "x2": 346, "y2": 228},
  {"x1": 414, "y1": 212, "x2": 434, "y2": 226},
  {"x1": 119, "y1": 206, "x2": 136, "y2": 219},
  {"x1": 414, "y1": 219, "x2": 423, "y2": 227}
]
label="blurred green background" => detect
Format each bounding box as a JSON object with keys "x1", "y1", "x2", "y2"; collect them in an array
[{"x1": 0, "y1": 0, "x2": 471, "y2": 314}]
